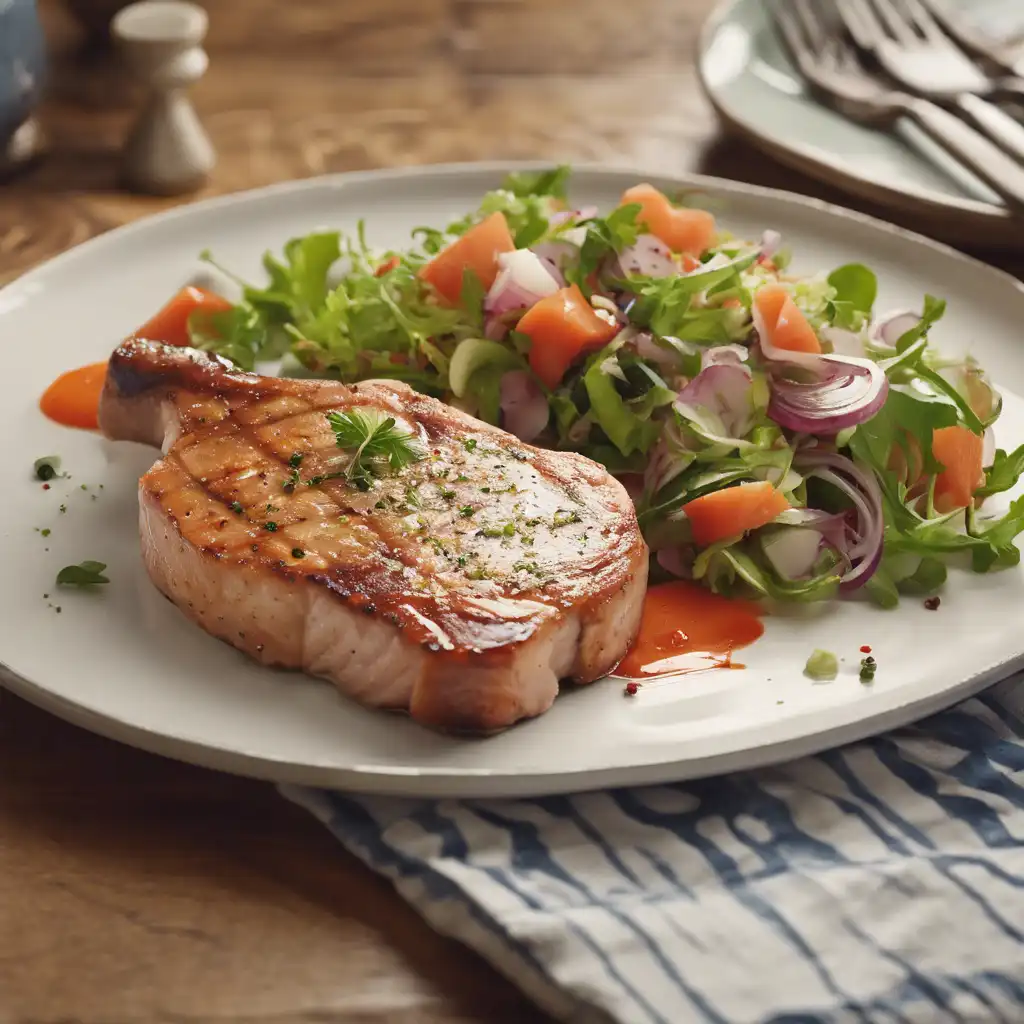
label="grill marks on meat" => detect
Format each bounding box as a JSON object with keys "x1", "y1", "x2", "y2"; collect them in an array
[{"x1": 99, "y1": 340, "x2": 649, "y2": 732}]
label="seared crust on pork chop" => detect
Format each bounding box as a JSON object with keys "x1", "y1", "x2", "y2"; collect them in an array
[{"x1": 98, "y1": 340, "x2": 648, "y2": 732}]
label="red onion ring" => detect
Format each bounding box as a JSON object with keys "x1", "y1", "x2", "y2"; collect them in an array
[
  {"x1": 499, "y1": 370, "x2": 549, "y2": 442},
  {"x1": 872, "y1": 310, "x2": 921, "y2": 348},
  {"x1": 794, "y1": 451, "x2": 884, "y2": 591}
]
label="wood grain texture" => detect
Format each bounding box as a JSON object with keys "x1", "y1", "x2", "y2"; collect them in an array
[{"x1": 2, "y1": 1, "x2": 1023, "y2": 1022}]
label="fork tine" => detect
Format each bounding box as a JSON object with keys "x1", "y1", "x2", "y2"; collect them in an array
[
  {"x1": 769, "y1": 1, "x2": 814, "y2": 68},
  {"x1": 791, "y1": 0, "x2": 830, "y2": 53},
  {"x1": 865, "y1": 0, "x2": 920, "y2": 45},
  {"x1": 837, "y1": 0, "x2": 885, "y2": 50},
  {"x1": 893, "y1": 0, "x2": 945, "y2": 43}
]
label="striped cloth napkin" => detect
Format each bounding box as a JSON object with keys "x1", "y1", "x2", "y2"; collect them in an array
[{"x1": 282, "y1": 678, "x2": 1024, "y2": 1024}]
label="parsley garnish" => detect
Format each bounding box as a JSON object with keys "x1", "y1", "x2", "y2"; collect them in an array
[
  {"x1": 229, "y1": 501, "x2": 244, "y2": 515},
  {"x1": 458, "y1": 505, "x2": 476, "y2": 518},
  {"x1": 56, "y1": 561, "x2": 109, "y2": 587},
  {"x1": 326, "y1": 409, "x2": 426, "y2": 487},
  {"x1": 463, "y1": 438, "x2": 478, "y2": 453},
  {"x1": 264, "y1": 522, "x2": 279, "y2": 532}
]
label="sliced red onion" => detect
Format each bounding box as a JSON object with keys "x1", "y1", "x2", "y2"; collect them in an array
[
  {"x1": 763, "y1": 527, "x2": 821, "y2": 580},
  {"x1": 820, "y1": 326, "x2": 865, "y2": 357},
  {"x1": 636, "y1": 332, "x2": 680, "y2": 369},
  {"x1": 656, "y1": 546, "x2": 691, "y2": 579},
  {"x1": 773, "y1": 507, "x2": 851, "y2": 559},
  {"x1": 751, "y1": 294, "x2": 888, "y2": 433},
  {"x1": 675, "y1": 363, "x2": 753, "y2": 439},
  {"x1": 760, "y1": 229, "x2": 782, "y2": 261},
  {"x1": 599, "y1": 356, "x2": 628, "y2": 381},
  {"x1": 531, "y1": 241, "x2": 577, "y2": 277},
  {"x1": 499, "y1": 370, "x2": 549, "y2": 442},
  {"x1": 484, "y1": 250, "x2": 560, "y2": 318},
  {"x1": 794, "y1": 451, "x2": 884, "y2": 591},
  {"x1": 768, "y1": 364, "x2": 888, "y2": 435},
  {"x1": 872, "y1": 309, "x2": 920, "y2": 348},
  {"x1": 549, "y1": 205, "x2": 598, "y2": 228},
  {"x1": 644, "y1": 420, "x2": 690, "y2": 495},
  {"x1": 701, "y1": 344, "x2": 749, "y2": 370},
  {"x1": 617, "y1": 234, "x2": 677, "y2": 278}
]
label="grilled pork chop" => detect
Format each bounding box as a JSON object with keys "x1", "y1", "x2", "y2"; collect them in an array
[{"x1": 98, "y1": 339, "x2": 648, "y2": 732}]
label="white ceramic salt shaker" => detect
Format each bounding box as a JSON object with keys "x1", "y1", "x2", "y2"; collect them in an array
[{"x1": 112, "y1": 0, "x2": 214, "y2": 195}]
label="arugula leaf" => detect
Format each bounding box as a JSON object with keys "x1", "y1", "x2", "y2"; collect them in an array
[
  {"x1": 827, "y1": 263, "x2": 877, "y2": 316},
  {"x1": 566, "y1": 205, "x2": 642, "y2": 296},
  {"x1": 326, "y1": 409, "x2": 426, "y2": 486},
  {"x1": 501, "y1": 165, "x2": 571, "y2": 200},
  {"x1": 865, "y1": 568, "x2": 900, "y2": 609},
  {"x1": 893, "y1": 294, "x2": 947, "y2": 353},
  {"x1": 978, "y1": 444, "x2": 1024, "y2": 498},
  {"x1": 56, "y1": 561, "x2": 109, "y2": 587},
  {"x1": 895, "y1": 556, "x2": 947, "y2": 595},
  {"x1": 695, "y1": 545, "x2": 840, "y2": 603},
  {"x1": 624, "y1": 252, "x2": 758, "y2": 338}
]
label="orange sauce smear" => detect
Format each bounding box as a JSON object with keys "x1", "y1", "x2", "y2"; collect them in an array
[
  {"x1": 618, "y1": 580, "x2": 764, "y2": 679},
  {"x1": 39, "y1": 362, "x2": 108, "y2": 430},
  {"x1": 40, "y1": 286, "x2": 233, "y2": 431}
]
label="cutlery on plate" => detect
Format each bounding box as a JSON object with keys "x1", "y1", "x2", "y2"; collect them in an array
[
  {"x1": 917, "y1": 0, "x2": 1024, "y2": 78},
  {"x1": 837, "y1": 0, "x2": 1024, "y2": 165},
  {"x1": 770, "y1": 0, "x2": 1024, "y2": 211}
]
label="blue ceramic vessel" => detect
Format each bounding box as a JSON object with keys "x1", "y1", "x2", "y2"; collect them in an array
[{"x1": 0, "y1": 0, "x2": 47, "y2": 146}]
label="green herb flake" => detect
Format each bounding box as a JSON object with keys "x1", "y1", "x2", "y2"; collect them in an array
[
  {"x1": 40, "y1": 528, "x2": 51, "y2": 538},
  {"x1": 804, "y1": 649, "x2": 839, "y2": 681},
  {"x1": 458, "y1": 505, "x2": 476, "y2": 518},
  {"x1": 56, "y1": 560, "x2": 109, "y2": 588},
  {"x1": 291, "y1": 547, "x2": 305, "y2": 559},
  {"x1": 264, "y1": 521, "x2": 279, "y2": 532},
  {"x1": 463, "y1": 438, "x2": 478, "y2": 453},
  {"x1": 289, "y1": 452, "x2": 304, "y2": 468},
  {"x1": 859, "y1": 656, "x2": 877, "y2": 684},
  {"x1": 553, "y1": 510, "x2": 581, "y2": 528},
  {"x1": 440, "y1": 487, "x2": 456, "y2": 499},
  {"x1": 229, "y1": 501, "x2": 244, "y2": 515}
]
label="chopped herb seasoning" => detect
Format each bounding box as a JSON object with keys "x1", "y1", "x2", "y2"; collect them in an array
[
  {"x1": 553, "y1": 510, "x2": 580, "y2": 528},
  {"x1": 229, "y1": 501, "x2": 244, "y2": 515},
  {"x1": 463, "y1": 439, "x2": 477, "y2": 453},
  {"x1": 458, "y1": 505, "x2": 475, "y2": 518},
  {"x1": 859, "y1": 656, "x2": 877, "y2": 683},
  {"x1": 456, "y1": 473, "x2": 469, "y2": 482},
  {"x1": 480, "y1": 487, "x2": 491, "y2": 494},
  {"x1": 375, "y1": 500, "x2": 387, "y2": 509},
  {"x1": 291, "y1": 548, "x2": 305, "y2": 559},
  {"x1": 289, "y1": 452, "x2": 304, "y2": 468},
  {"x1": 33, "y1": 456, "x2": 61, "y2": 481},
  {"x1": 440, "y1": 487, "x2": 456, "y2": 499},
  {"x1": 264, "y1": 522, "x2": 279, "y2": 532},
  {"x1": 80, "y1": 484, "x2": 87, "y2": 491},
  {"x1": 56, "y1": 561, "x2": 109, "y2": 587},
  {"x1": 59, "y1": 504, "x2": 67, "y2": 514},
  {"x1": 266, "y1": 503, "x2": 280, "y2": 513},
  {"x1": 40, "y1": 528, "x2": 51, "y2": 538},
  {"x1": 924, "y1": 596, "x2": 941, "y2": 610},
  {"x1": 457, "y1": 555, "x2": 468, "y2": 567},
  {"x1": 804, "y1": 649, "x2": 838, "y2": 681}
]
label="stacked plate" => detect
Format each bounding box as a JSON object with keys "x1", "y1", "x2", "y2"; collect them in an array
[{"x1": 699, "y1": 0, "x2": 1024, "y2": 248}]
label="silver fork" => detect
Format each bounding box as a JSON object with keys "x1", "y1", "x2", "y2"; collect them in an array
[
  {"x1": 917, "y1": 0, "x2": 1024, "y2": 78},
  {"x1": 838, "y1": 0, "x2": 1024, "y2": 164},
  {"x1": 771, "y1": 0, "x2": 1024, "y2": 210}
]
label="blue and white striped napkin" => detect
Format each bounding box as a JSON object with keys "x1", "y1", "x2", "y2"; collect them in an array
[{"x1": 283, "y1": 678, "x2": 1024, "y2": 1024}]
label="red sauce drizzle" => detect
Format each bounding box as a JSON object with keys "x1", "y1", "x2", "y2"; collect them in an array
[
  {"x1": 39, "y1": 361, "x2": 108, "y2": 430},
  {"x1": 617, "y1": 580, "x2": 764, "y2": 680}
]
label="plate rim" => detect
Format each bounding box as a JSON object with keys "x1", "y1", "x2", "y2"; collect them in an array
[
  {"x1": 695, "y1": 0, "x2": 1024, "y2": 248},
  {"x1": 4, "y1": 160, "x2": 1024, "y2": 797}
]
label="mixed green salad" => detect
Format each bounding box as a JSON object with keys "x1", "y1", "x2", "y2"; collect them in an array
[{"x1": 190, "y1": 166, "x2": 1024, "y2": 607}]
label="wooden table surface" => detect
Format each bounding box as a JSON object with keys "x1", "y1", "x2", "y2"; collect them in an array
[{"x1": 3, "y1": 2, "x2": 1023, "y2": 1022}]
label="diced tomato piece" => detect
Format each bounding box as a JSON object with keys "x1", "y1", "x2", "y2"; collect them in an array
[
  {"x1": 375, "y1": 255, "x2": 401, "y2": 277},
  {"x1": 132, "y1": 286, "x2": 234, "y2": 347},
  {"x1": 683, "y1": 481, "x2": 791, "y2": 547},
  {"x1": 932, "y1": 426, "x2": 984, "y2": 512},
  {"x1": 619, "y1": 184, "x2": 717, "y2": 257},
  {"x1": 418, "y1": 212, "x2": 515, "y2": 305},
  {"x1": 754, "y1": 284, "x2": 822, "y2": 355},
  {"x1": 518, "y1": 284, "x2": 619, "y2": 389}
]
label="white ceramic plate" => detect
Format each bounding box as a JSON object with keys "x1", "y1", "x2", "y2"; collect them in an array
[
  {"x1": 698, "y1": 0, "x2": 1024, "y2": 248},
  {"x1": 3, "y1": 163, "x2": 1024, "y2": 798}
]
